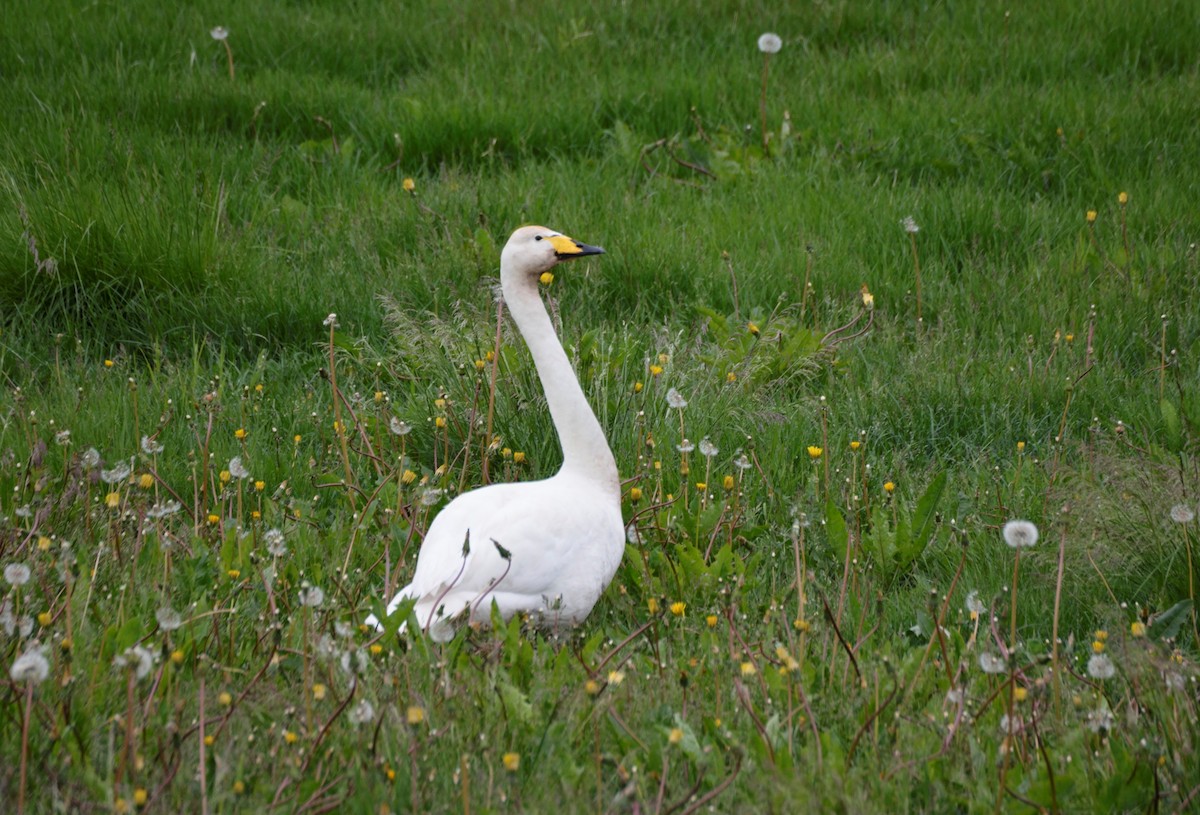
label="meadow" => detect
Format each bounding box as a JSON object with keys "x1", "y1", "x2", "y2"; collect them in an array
[{"x1": 2, "y1": 0, "x2": 1199, "y2": 811}]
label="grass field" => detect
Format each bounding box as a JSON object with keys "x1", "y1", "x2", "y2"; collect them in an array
[{"x1": 2, "y1": 0, "x2": 1199, "y2": 811}]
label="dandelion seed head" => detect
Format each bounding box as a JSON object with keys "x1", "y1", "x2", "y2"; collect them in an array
[
  {"x1": 1170, "y1": 504, "x2": 1195, "y2": 524},
  {"x1": 757, "y1": 32, "x2": 783, "y2": 54},
  {"x1": 55, "y1": 430, "x2": 72, "y2": 446},
  {"x1": 298, "y1": 584, "x2": 325, "y2": 608},
  {"x1": 82, "y1": 448, "x2": 101, "y2": 469},
  {"x1": 666, "y1": 388, "x2": 688, "y2": 410},
  {"x1": 147, "y1": 500, "x2": 182, "y2": 519},
  {"x1": 265, "y1": 528, "x2": 287, "y2": 557},
  {"x1": 734, "y1": 453, "x2": 752, "y2": 471},
  {"x1": 1002, "y1": 519, "x2": 1039, "y2": 549},
  {"x1": 141, "y1": 436, "x2": 164, "y2": 456},
  {"x1": 349, "y1": 698, "x2": 375, "y2": 725},
  {"x1": 676, "y1": 439, "x2": 695, "y2": 454},
  {"x1": 209, "y1": 26, "x2": 229, "y2": 41},
  {"x1": 901, "y1": 216, "x2": 920, "y2": 234},
  {"x1": 966, "y1": 590, "x2": 986, "y2": 616},
  {"x1": 979, "y1": 652, "x2": 1006, "y2": 674},
  {"x1": 156, "y1": 607, "x2": 183, "y2": 631},
  {"x1": 101, "y1": 459, "x2": 132, "y2": 485},
  {"x1": 115, "y1": 645, "x2": 156, "y2": 679},
  {"x1": 10, "y1": 646, "x2": 50, "y2": 684},
  {"x1": 4, "y1": 563, "x2": 31, "y2": 587},
  {"x1": 389, "y1": 416, "x2": 412, "y2": 436},
  {"x1": 323, "y1": 313, "x2": 339, "y2": 328},
  {"x1": 1087, "y1": 653, "x2": 1115, "y2": 680},
  {"x1": 699, "y1": 438, "x2": 719, "y2": 458}
]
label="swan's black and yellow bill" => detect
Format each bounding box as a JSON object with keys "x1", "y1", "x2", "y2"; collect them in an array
[{"x1": 547, "y1": 234, "x2": 605, "y2": 260}]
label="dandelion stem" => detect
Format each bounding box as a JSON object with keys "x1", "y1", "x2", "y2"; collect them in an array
[
  {"x1": 759, "y1": 53, "x2": 772, "y2": 157},
  {"x1": 18, "y1": 682, "x2": 32, "y2": 815},
  {"x1": 1051, "y1": 525, "x2": 1066, "y2": 715},
  {"x1": 222, "y1": 40, "x2": 235, "y2": 81},
  {"x1": 909, "y1": 231, "x2": 922, "y2": 327}
]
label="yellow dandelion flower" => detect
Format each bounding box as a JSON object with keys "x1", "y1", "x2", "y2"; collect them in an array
[
  {"x1": 313, "y1": 683, "x2": 327, "y2": 700},
  {"x1": 850, "y1": 441, "x2": 861, "y2": 451},
  {"x1": 649, "y1": 364, "x2": 663, "y2": 377},
  {"x1": 233, "y1": 780, "x2": 246, "y2": 795},
  {"x1": 207, "y1": 513, "x2": 220, "y2": 525},
  {"x1": 806, "y1": 446, "x2": 822, "y2": 459},
  {"x1": 293, "y1": 434, "x2": 301, "y2": 444},
  {"x1": 401, "y1": 469, "x2": 417, "y2": 485},
  {"x1": 695, "y1": 482, "x2": 706, "y2": 491},
  {"x1": 374, "y1": 391, "x2": 384, "y2": 403},
  {"x1": 1017, "y1": 441, "x2": 1025, "y2": 453},
  {"x1": 723, "y1": 475, "x2": 735, "y2": 490},
  {"x1": 434, "y1": 398, "x2": 446, "y2": 409},
  {"x1": 539, "y1": 272, "x2": 554, "y2": 286},
  {"x1": 474, "y1": 359, "x2": 486, "y2": 371},
  {"x1": 584, "y1": 679, "x2": 601, "y2": 695},
  {"x1": 218, "y1": 692, "x2": 233, "y2": 707},
  {"x1": 647, "y1": 598, "x2": 660, "y2": 614},
  {"x1": 726, "y1": 371, "x2": 737, "y2": 382},
  {"x1": 1130, "y1": 621, "x2": 1146, "y2": 638},
  {"x1": 254, "y1": 480, "x2": 265, "y2": 491},
  {"x1": 1094, "y1": 629, "x2": 1108, "y2": 642},
  {"x1": 255, "y1": 383, "x2": 264, "y2": 393},
  {"x1": 739, "y1": 661, "x2": 757, "y2": 676},
  {"x1": 1086, "y1": 210, "x2": 1097, "y2": 223},
  {"x1": 502, "y1": 752, "x2": 520, "y2": 772},
  {"x1": 104, "y1": 359, "x2": 114, "y2": 368},
  {"x1": 434, "y1": 416, "x2": 447, "y2": 429},
  {"x1": 220, "y1": 470, "x2": 231, "y2": 484},
  {"x1": 139, "y1": 473, "x2": 154, "y2": 489},
  {"x1": 37, "y1": 611, "x2": 52, "y2": 627},
  {"x1": 748, "y1": 321, "x2": 760, "y2": 335},
  {"x1": 283, "y1": 730, "x2": 298, "y2": 744},
  {"x1": 1091, "y1": 640, "x2": 1105, "y2": 653},
  {"x1": 607, "y1": 670, "x2": 625, "y2": 685},
  {"x1": 204, "y1": 735, "x2": 215, "y2": 747},
  {"x1": 106, "y1": 492, "x2": 121, "y2": 508},
  {"x1": 670, "y1": 601, "x2": 686, "y2": 617},
  {"x1": 634, "y1": 381, "x2": 644, "y2": 393},
  {"x1": 705, "y1": 614, "x2": 718, "y2": 628},
  {"x1": 1118, "y1": 191, "x2": 1128, "y2": 205},
  {"x1": 883, "y1": 482, "x2": 895, "y2": 493},
  {"x1": 235, "y1": 428, "x2": 247, "y2": 440},
  {"x1": 386, "y1": 767, "x2": 396, "y2": 782},
  {"x1": 406, "y1": 706, "x2": 426, "y2": 725},
  {"x1": 668, "y1": 728, "x2": 683, "y2": 745},
  {"x1": 629, "y1": 486, "x2": 642, "y2": 502},
  {"x1": 37, "y1": 536, "x2": 52, "y2": 551},
  {"x1": 369, "y1": 643, "x2": 384, "y2": 656},
  {"x1": 513, "y1": 451, "x2": 526, "y2": 464},
  {"x1": 1065, "y1": 333, "x2": 1074, "y2": 342},
  {"x1": 402, "y1": 177, "x2": 416, "y2": 193},
  {"x1": 227, "y1": 569, "x2": 240, "y2": 580},
  {"x1": 115, "y1": 798, "x2": 129, "y2": 814},
  {"x1": 170, "y1": 650, "x2": 184, "y2": 665},
  {"x1": 1013, "y1": 687, "x2": 1028, "y2": 702},
  {"x1": 793, "y1": 618, "x2": 810, "y2": 632}
]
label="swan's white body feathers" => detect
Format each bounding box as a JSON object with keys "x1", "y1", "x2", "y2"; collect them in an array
[{"x1": 367, "y1": 225, "x2": 622, "y2": 641}]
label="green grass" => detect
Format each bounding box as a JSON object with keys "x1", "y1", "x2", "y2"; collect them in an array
[{"x1": 2, "y1": 0, "x2": 1199, "y2": 811}]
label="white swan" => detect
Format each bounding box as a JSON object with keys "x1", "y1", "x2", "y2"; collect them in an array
[{"x1": 367, "y1": 225, "x2": 624, "y2": 641}]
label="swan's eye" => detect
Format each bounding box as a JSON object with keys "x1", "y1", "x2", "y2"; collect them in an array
[{"x1": 535, "y1": 235, "x2": 543, "y2": 241}]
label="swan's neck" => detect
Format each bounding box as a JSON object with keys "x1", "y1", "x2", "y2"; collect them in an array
[{"x1": 502, "y1": 277, "x2": 618, "y2": 488}]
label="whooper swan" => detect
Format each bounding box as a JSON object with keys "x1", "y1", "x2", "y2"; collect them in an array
[{"x1": 367, "y1": 226, "x2": 623, "y2": 641}]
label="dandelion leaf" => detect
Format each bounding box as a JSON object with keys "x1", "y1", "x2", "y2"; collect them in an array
[{"x1": 1149, "y1": 599, "x2": 1192, "y2": 641}]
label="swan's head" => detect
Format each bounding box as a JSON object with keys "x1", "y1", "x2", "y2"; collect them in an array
[{"x1": 500, "y1": 225, "x2": 605, "y2": 282}]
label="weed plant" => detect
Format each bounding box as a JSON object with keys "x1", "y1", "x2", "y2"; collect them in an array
[{"x1": 2, "y1": 1, "x2": 1199, "y2": 812}]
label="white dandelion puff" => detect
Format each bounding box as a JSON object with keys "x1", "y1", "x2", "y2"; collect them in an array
[
  {"x1": 156, "y1": 607, "x2": 183, "y2": 632},
  {"x1": 209, "y1": 26, "x2": 229, "y2": 41},
  {"x1": 676, "y1": 439, "x2": 695, "y2": 454},
  {"x1": 734, "y1": 452, "x2": 752, "y2": 471},
  {"x1": 666, "y1": 388, "x2": 688, "y2": 409},
  {"x1": 757, "y1": 32, "x2": 783, "y2": 54},
  {"x1": 420, "y1": 488, "x2": 444, "y2": 507},
  {"x1": 4, "y1": 563, "x2": 32, "y2": 587},
  {"x1": 81, "y1": 448, "x2": 100, "y2": 470},
  {"x1": 115, "y1": 645, "x2": 156, "y2": 680},
  {"x1": 1087, "y1": 653, "x2": 1115, "y2": 680},
  {"x1": 323, "y1": 313, "x2": 339, "y2": 328},
  {"x1": 55, "y1": 430, "x2": 72, "y2": 447},
  {"x1": 229, "y1": 456, "x2": 250, "y2": 480},
  {"x1": 10, "y1": 647, "x2": 50, "y2": 685},
  {"x1": 966, "y1": 590, "x2": 986, "y2": 617},
  {"x1": 349, "y1": 698, "x2": 376, "y2": 725},
  {"x1": 1170, "y1": 504, "x2": 1195, "y2": 524},
  {"x1": 979, "y1": 652, "x2": 1006, "y2": 674},
  {"x1": 100, "y1": 459, "x2": 132, "y2": 485},
  {"x1": 901, "y1": 216, "x2": 920, "y2": 234},
  {"x1": 298, "y1": 584, "x2": 325, "y2": 608},
  {"x1": 141, "y1": 436, "x2": 164, "y2": 456},
  {"x1": 1086, "y1": 707, "x2": 1115, "y2": 733},
  {"x1": 147, "y1": 500, "x2": 182, "y2": 519},
  {"x1": 698, "y1": 438, "x2": 719, "y2": 458},
  {"x1": 389, "y1": 416, "x2": 412, "y2": 436},
  {"x1": 1002, "y1": 520, "x2": 1039, "y2": 549},
  {"x1": 264, "y1": 528, "x2": 287, "y2": 557}
]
